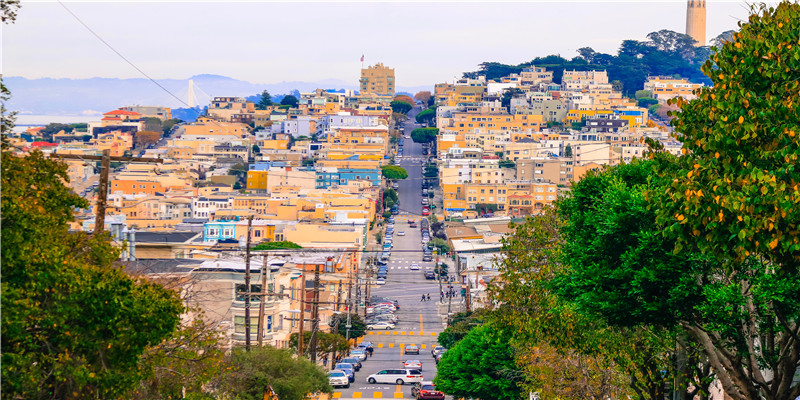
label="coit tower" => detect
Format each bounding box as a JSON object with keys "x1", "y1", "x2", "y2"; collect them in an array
[{"x1": 686, "y1": 0, "x2": 707, "y2": 46}]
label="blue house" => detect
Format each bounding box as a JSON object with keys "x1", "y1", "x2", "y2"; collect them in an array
[
  {"x1": 315, "y1": 167, "x2": 381, "y2": 188},
  {"x1": 203, "y1": 220, "x2": 239, "y2": 242}
]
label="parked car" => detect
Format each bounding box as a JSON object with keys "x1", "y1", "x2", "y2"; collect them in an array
[
  {"x1": 335, "y1": 363, "x2": 356, "y2": 382},
  {"x1": 412, "y1": 382, "x2": 445, "y2": 400},
  {"x1": 367, "y1": 321, "x2": 395, "y2": 330},
  {"x1": 329, "y1": 370, "x2": 350, "y2": 388},
  {"x1": 340, "y1": 357, "x2": 362, "y2": 371},
  {"x1": 404, "y1": 345, "x2": 420, "y2": 355},
  {"x1": 434, "y1": 350, "x2": 447, "y2": 364},
  {"x1": 422, "y1": 254, "x2": 433, "y2": 262},
  {"x1": 422, "y1": 207, "x2": 430, "y2": 216},
  {"x1": 366, "y1": 369, "x2": 423, "y2": 385},
  {"x1": 351, "y1": 349, "x2": 368, "y2": 361},
  {"x1": 403, "y1": 359, "x2": 422, "y2": 370},
  {"x1": 431, "y1": 346, "x2": 446, "y2": 357},
  {"x1": 376, "y1": 278, "x2": 386, "y2": 285}
]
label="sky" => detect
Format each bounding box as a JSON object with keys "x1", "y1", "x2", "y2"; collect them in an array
[{"x1": 2, "y1": 1, "x2": 771, "y2": 87}]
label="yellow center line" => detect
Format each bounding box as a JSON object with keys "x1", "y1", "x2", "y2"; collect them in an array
[
  {"x1": 395, "y1": 384, "x2": 402, "y2": 393},
  {"x1": 419, "y1": 313, "x2": 424, "y2": 334},
  {"x1": 373, "y1": 392, "x2": 383, "y2": 398}
]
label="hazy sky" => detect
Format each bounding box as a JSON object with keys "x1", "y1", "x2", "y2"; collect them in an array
[{"x1": 3, "y1": 1, "x2": 769, "y2": 87}]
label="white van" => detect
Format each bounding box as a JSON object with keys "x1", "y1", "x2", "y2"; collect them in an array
[{"x1": 366, "y1": 369, "x2": 423, "y2": 385}]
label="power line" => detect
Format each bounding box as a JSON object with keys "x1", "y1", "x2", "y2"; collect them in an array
[{"x1": 57, "y1": 0, "x2": 191, "y2": 108}]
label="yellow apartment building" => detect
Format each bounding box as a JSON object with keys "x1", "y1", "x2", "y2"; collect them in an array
[
  {"x1": 260, "y1": 139, "x2": 289, "y2": 150},
  {"x1": 443, "y1": 92, "x2": 483, "y2": 107},
  {"x1": 643, "y1": 76, "x2": 703, "y2": 103},
  {"x1": 506, "y1": 180, "x2": 559, "y2": 217},
  {"x1": 284, "y1": 223, "x2": 365, "y2": 249},
  {"x1": 360, "y1": 63, "x2": 395, "y2": 97},
  {"x1": 448, "y1": 113, "x2": 544, "y2": 136},
  {"x1": 437, "y1": 131, "x2": 467, "y2": 154},
  {"x1": 183, "y1": 118, "x2": 250, "y2": 137},
  {"x1": 564, "y1": 109, "x2": 613, "y2": 124},
  {"x1": 247, "y1": 170, "x2": 269, "y2": 190},
  {"x1": 92, "y1": 131, "x2": 133, "y2": 157}
]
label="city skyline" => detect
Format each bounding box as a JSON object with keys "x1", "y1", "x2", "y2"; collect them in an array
[{"x1": 4, "y1": 1, "x2": 769, "y2": 87}]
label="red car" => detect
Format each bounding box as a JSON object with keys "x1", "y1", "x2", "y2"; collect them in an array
[
  {"x1": 422, "y1": 207, "x2": 430, "y2": 216},
  {"x1": 412, "y1": 382, "x2": 444, "y2": 400}
]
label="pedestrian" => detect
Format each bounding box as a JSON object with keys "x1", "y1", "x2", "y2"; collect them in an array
[
  {"x1": 367, "y1": 345, "x2": 374, "y2": 357},
  {"x1": 426, "y1": 293, "x2": 431, "y2": 301},
  {"x1": 421, "y1": 294, "x2": 426, "y2": 302}
]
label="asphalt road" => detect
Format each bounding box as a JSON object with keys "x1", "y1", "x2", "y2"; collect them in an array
[{"x1": 333, "y1": 108, "x2": 446, "y2": 400}]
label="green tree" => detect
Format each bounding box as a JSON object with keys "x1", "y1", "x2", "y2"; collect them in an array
[
  {"x1": 434, "y1": 324, "x2": 523, "y2": 400},
  {"x1": 143, "y1": 117, "x2": 163, "y2": 132},
  {"x1": 501, "y1": 87, "x2": 523, "y2": 109},
  {"x1": 280, "y1": 95, "x2": 299, "y2": 107},
  {"x1": 498, "y1": 159, "x2": 515, "y2": 169},
  {"x1": 289, "y1": 332, "x2": 348, "y2": 362},
  {"x1": 161, "y1": 118, "x2": 181, "y2": 135},
  {"x1": 329, "y1": 313, "x2": 367, "y2": 339},
  {"x1": 390, "y1": 100, "x2": 412, "y2": 114},
  {"x1": 637, "y1": 97, "x2": 658, "y2": 108},
  {"x1": 252, "y1": 241, "x2": 302, "y2": 251},
  {"x1": 38, "y1": 122, "x2": 74, "y2": 142},
  {"x1": 564, "y1": 144, "x2": 573, "y2": 157},
  {"x1": 1, "y1": 147, "x2": 184, "y2": 399},
  {"x1": 491, "y1": 207, "x2": 678, "y2": 400},
  {"x1": 1, "y1": 78, "x2": 17, "y2": 136},
  {"x1": 437, "y1": 310, "x2": 487, "y2": 349},
  {"x1": 411, "y1": 127, "x2": 438, "y2": 144},
  {"x1": 635, "y1": 90, "x2": 653, "y2": 99},
  {"x1": 256, "y1": 90, "x2": 274, "y2": 110},
  {"x1": 252, "y1": 144, "x2": 260, "y2": 154},
  {"x1": 649, "y1": 4, "x2": 800, "y2": 399},
  {"x1": 383, "y1": 188, "x2": 398, "y2": 209},
  {"x1": 214, "y1": 346, "x2": 331, "y2": 400},
  {"x1": 381, "y1": 165, "x2": 408, "y2": 181},
  {"x1": 415, "y1": 108, "x2": 436, "y2": 125}
]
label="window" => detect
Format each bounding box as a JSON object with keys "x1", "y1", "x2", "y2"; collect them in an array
[
  {"x1": 235, "y1": 284, "x2": 262, "y2": 302},
  {"x1": 234, "y1": 315, "x2": 260, "y2": 334}
]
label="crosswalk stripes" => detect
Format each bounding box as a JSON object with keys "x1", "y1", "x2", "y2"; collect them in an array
[
  {"x1": 366, "y1": 331, "x2": 436, "y2": 336},
  {"x1": 331, "y1": 392, "x2": 409, "y2": 399}
]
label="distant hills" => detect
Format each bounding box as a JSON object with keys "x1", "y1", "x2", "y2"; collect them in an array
[{"x1": 4, "y1": 74, "x2": 431, "y2": 117}]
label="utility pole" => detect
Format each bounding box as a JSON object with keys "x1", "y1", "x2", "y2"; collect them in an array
[
  {"x1": 336, "y1": 279, "x2": 342, "y2": 312},
  {"x1": 257, "y1": 255, "x2": 269, "y2": 347},
  {"x1": 50, "y1": 150, "x2": 163, "y2": 235},
  {"x1": 363, "y1": 256, "x2": 372, "y2": 320},
  {"x1": 346, "y1": 260, "x2": 354, "y2": 342},
  {"x1": 298, "y1": 275, "x2": 305, "y2": 357},
  {"x1": 436, "y1": 256, "x2": 443, "y2": 302},
  {"x1": 309, "y1": 263, "x2": 322, "y2": 364},
  {"x1": 244, "y1": 215, "x2": 254, "y2": 351}
]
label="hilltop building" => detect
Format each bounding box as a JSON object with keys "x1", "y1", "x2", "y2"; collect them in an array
[
  {"x1": 360, "y1": 63, "x2": 395, "y2": 97},
  {"x1": 686, "y1": 0, "x2": 707, "y2": 46}
]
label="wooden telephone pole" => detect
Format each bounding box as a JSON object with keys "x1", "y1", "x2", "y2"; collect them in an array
[
  {"x1": 50, "y1": 149, "x2": 163, "y2": 235},
  {"x1": 244, "y1": 215, "x2": 254, "y2": 351}
]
